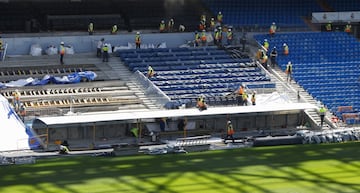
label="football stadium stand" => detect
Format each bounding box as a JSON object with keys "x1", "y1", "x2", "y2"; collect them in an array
[{"x1": 1, "y1": 0, "x2": 360, "y2": 153}]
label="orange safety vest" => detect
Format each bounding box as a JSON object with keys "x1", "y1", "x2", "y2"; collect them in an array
[
  {"x1": 238, "y1": 86, "x2": 244, "y2": 95},
  {"x1": 197, "y1": 97, "x2": 206, "y2": 108},
  {"x1": 60, "y1": 45, "x2": 65, "y2": 55},
  {"x1": 283, "y1": 45, "x2": 289, "y2": 55},
  {"x1": 227, "y1": 123, "x2": 234, "y2": 135},
  {"x1": 201, "y1": 32, "x2": 207, "y2": 41},
  {"x1": 345, "y1": 25, "x2": 351, "y2": 33}
]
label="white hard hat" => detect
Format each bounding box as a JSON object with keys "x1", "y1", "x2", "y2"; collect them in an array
[
  {"x1": 283, "y1": 43, "x2": 287, "y2": 46},
  {"x1": 264, "y1": 39, "x2": 268, "y2": 41},
  {"x1": 288, "y1": 61, "x2": 291, "y2": 64},
  {"x1": 228, "y1": 28, "x2": 231, "y2": 31},
  {"x1": 219, "y1": 11, "x2": 221, "y2": 14},
  {"x1": 272, "y1": 22, "x2": 275, "y2": 25},
  {"x1": 60, "y1": 41, "x2": 64, "y2": 45},
  {"x1": 227, "y1": 120, "x2": 231, "y2": 124},
  {"x1": 136, "y1": 31, "x2": 140, "y2": 34}
]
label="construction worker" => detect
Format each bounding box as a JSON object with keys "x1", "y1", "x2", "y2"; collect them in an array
[
  {"x1": 179, "y1": 24, "x2": 185, "y2": 32},
  {"x1": 283, "y1": 43, "x2": 289, "y2": 55},
  {"x1": 201, "y1": 30, "x2": 207, "y2": 46},
  {"x1": 224, "y1": 120, "x2": 235, "y2": 143},
  {"x1": 325, "y1": 21, "x2": 332, "y2": 31},
  {"x1": 259, "y1": 49, "x2": 268, "y2": 69},
  {"x1": 12, "y1": 89, "x2": 21, "y2": 112},
  {"x1": 209, "y1": 17, "x2": 216, "y2": 31},
  {"x1": 159, "y1": 20, "x2": 165, "y2": 33},
  {"x1": 215, "y1": 26, "x2": 222, "y2": 46},
  {"x1": 200, "y1": 14, "x2": 206, "y2": 23},
  {"x1": 194, "y1": 31, "x2": 200, "y2": 47},
  {"x1": 251, "y1": 91, "x2": 256, "y2": 105},
  {"x1": 263, "y1": 39, "x2": 269, "y2": 51},
  {"x1": 111, "y1": 24, "x2": 118, "y2": 34},
  {"x1": 270, "y1": 47, "x2": 278, "y2": 67},
  {"x1": 59, "y1": 140, "x2": 70, "y2": 154},
  {"x1": 319, "y1": 106, "x2": 326, "y2": 127},
  {"x1": 217, "y1": 11, "x2": 223, "y2": 24},
  {"x1": 88, "y1": 22, "x2": 94, "y2": 35},
  {"x1": 269, "y1": 22, "x2": 277, "y2": 36},
  {"x1": 344, "y1": 21, "x2": 351, "y2": 33},
  {"x1": 168, "y1": 18, "x2": 174, "y2": 32},
  {"x1": 19, "y1": 103, "x2": 26, "y2": 122},
  {"x1": 286, "y1": 61, "x2": 292, "y2": 82},
  {"x1": 102, "y1": 44, "x2": 109, "y2": 62},
  {"x1": 196, "y1": 95, "x2": 207, "y2": 111},
  {"x1": 236, "y1": 85, "x2": 244, "y2": 106},
  {"x1": 199, "y1": 19, "x2": 206, "y2": 31},
  {"x1": 131, "y1": 127, "x2": 139, "y2": 138},
  {"x1": 97, "y1": 38, "x2": 104, "y2": 57},
  {"x1": 59, "y1": 41, "x2": 65, "y2": 65},
  {"x1": 242, "y1": 90, "x2": 249, "y2": 106},
  {"x1": 226, "y1": 28, "x2": 233, "y2": 45},
  {"x1": 147, "y1": 65, "x2": 155, "y2": 78},
  {"x1": 135, "y1": 32, "x2": 141, "y2": 49}
]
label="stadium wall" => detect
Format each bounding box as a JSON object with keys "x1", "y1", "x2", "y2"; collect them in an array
[{"x1": 3, "y1": 32, "x2": 195, "y2": 55}]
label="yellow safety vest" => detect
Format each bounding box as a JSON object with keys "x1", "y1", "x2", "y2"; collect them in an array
[
  {"x1": 88, "y1": 23, "x2": 94, "y2": 32},
  {"x1": 135, "y1": 34, "x2": 141, "y2": 44}
]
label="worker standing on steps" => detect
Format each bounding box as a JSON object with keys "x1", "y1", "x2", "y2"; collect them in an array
[{"x1": 319, "y1": 106, "x2": 326, "y2": 128}]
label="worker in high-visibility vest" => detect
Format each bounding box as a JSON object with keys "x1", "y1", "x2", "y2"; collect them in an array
[
  {"x1": 269, "y1": 22, "x2": 277, "y2": 36},
  {"x1": 167, "y1": 18, "x2": 174, "y2": 32},
  {"x1": 88, "y1": 22, "x2": 94, "y2": 35},
  {"x1": 19, "y1": 103, "x2": 26, "y2": 122},
  {"x1": 59, "y1": 41, "x2": 65, "y2": 65},
  {"x1": 283, "y1": 43, "x2": 289, "y2": 55},
  {"x1": 325, "y1": 21, "x2": 332, "y2": 31},
  {"x1": 236, "y1": 85, "x2": 244, "y2": 106},
  {"x1": 286, "y1": 61, "x2": 293, "y2": 82},
  {"x1": 201, "y1": 30, "x2": 207, "y2": 46},
  {"x1": 217, "y1": 11, "x2": 223, "y2": 24},
  {"x1": 319, "y1": 106, "x2": 326, "y2": 127},
  {"x1": 224, "y1": 120, "x2": 235, "y2": 143},
  {"x1": 251, "y1": 91, "x2": 256, "y2": 105},
  {"x1": 135, "y1": 32, "x2": 141, "y2": 49},
  {"x1": 12, "y1": 89, "x2": 21, "y2": 112},
  {"x1": 263, "y1": 39, "x2": 269, "y2": 51},
  {"x1": 344, "y1": 21, "x2": 351, "y2": 33},
  {"x1": 147, "y1": 65, "x2": 155, "y2": 78},
  {"x1": 226, "y1": 28, "x2": 233, "y2": 45},
  {"x1": 111, "y1": 24, "x2": 118, "y2": 34},
  {"x1": 194, "y1": 31, "x2": 200, "y2": 47},
  {"x1": 196, "y1": 95, "x2": 207, "y2": 111},
  {"x1": 159, "y1": 20, "x2": 165, "y2": 33},
  {"x1": 210, "y1": 18, "x2": 215, "y2": 31},
  {"x1": 102, "y1": 44, "x2": 109, "y2": 62}
]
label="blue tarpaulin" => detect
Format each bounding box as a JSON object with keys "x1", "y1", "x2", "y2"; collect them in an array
[{"x1": 0, "y1": 71, "x2": 97, "y2": 88}]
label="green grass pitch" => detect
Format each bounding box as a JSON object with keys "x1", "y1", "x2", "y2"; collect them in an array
[{"x1": 1, "y1": 142, "x2": 360, "y2": 193}]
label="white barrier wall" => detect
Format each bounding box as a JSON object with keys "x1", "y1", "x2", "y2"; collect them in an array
[{"x1": 2, "y1": 32, "x2": 194, "y2": 55}]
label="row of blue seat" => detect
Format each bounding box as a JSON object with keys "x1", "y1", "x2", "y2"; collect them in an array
[{"x1": 255, "y1": 32, "x2": 360, "y2": 115}]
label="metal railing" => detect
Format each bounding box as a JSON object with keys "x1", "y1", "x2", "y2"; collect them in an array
[{"x1": 133, "y1": 70, "x2": 171, "y2": 105}]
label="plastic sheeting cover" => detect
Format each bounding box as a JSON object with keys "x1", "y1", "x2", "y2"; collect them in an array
[{"x1": 0, "y1": 71, "x2": 97, "y2": 88}]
